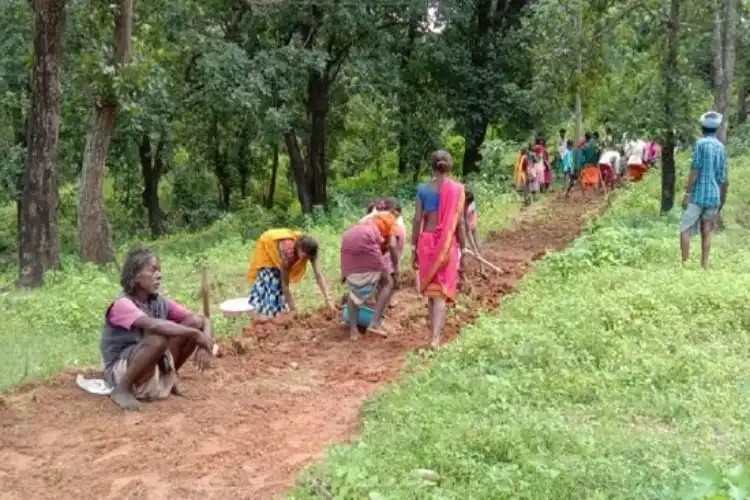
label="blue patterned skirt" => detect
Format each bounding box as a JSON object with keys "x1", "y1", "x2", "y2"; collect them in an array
[{"x1": 249, "y1": 268, "x2": 287, "y2": 317}]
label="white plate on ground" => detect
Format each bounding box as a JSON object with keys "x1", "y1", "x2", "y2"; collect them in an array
[{"x1": 219, "y1": 297, "x2": 255, "y2": 317}]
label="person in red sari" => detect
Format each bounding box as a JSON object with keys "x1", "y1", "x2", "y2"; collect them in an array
[{"x1": 411, "y1": 150, "x2": 468, "y2": 349}]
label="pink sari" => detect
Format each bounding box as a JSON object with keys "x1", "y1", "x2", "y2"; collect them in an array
[{"x1": 417, "y1": 178, "x2": 465, "y2": 301}]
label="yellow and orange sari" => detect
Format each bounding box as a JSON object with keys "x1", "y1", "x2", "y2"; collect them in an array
[
  {"x1": 247, "y1": 228, "x2": 307, "y2": 285},
  {"x1": 417, "y1": 178, "x2": 464, "y2": 301}
]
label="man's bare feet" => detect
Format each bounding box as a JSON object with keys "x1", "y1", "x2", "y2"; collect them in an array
[
  {"x1": 110, "y1": 386, "x2": 140, "y2": 411},
  {"x1": 170, "y1": 382, "x2": 188, "y2": 397},
  {"x1": 350, "y1": 331, "x2": 361, "y2": 342},
  {"x1": 367, "y1": 322, "x2": 391, "y2": 338}
]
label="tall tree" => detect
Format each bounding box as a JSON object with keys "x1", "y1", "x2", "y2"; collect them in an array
[
  {"x1": 138, "y1": 133, "x2": 166, "y2": 238},
  {"x1": 661, "y1": 0, "x2": 681, "y2": 213},
  {"x1": 712, "y1": 0, "x2": 738, "y2": 143},
  {"x1": 17, "y1": 0, "x2": 67, "y2": 287},
  {"x1": 434, "y1": 0, "x2": 533, "y2": 175},
  {"x1": 77, "y1": 0, "x2": 133, "y2": 264}
]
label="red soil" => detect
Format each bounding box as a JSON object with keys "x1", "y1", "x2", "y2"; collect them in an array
[{"x1": 0, "y1": 191, "x2": 606, "y2": 499}]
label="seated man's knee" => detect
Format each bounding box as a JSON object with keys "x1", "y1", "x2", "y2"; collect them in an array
[{"x1": 141, "y1": 333, "x2": 170, "y2": 352}]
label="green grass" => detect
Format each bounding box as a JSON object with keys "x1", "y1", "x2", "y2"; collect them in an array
[
  {"x1": 289, "y1": 158, "x2": 750, "y2": 499},
  {"x1": 0, "y1": 185, "x2": 521, "y2": 391}
]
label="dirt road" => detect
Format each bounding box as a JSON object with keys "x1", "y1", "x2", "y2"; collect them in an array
[{"x1": 0, "y1": 191, "x2": 606, "y2": 500}]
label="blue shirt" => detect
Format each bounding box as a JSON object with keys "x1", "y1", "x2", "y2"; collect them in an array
[
  {"x1": 417, "y1": 183, "x2": 440, "y2": 213},
  {"x1": 562, "y1": 149, "x2": 573, "y2": 172},
  {"x1": 690, "y1": 135, "x2": 726, "y2": 208}
]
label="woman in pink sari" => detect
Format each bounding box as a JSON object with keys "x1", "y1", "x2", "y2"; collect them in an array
[{"x1": 411, "y1": 150, "x2": 468, "y2": 349}]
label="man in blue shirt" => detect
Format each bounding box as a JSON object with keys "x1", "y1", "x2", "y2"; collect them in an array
[{"x1": 680, "y1": 111, "x2": 727, "y2": 269}]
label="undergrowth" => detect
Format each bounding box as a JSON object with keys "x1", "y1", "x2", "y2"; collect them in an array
[
  {"x1": 0, "y1": 178, "x2": 520, "y2": 391},
  {"x1": 290, "y1": 157, "x2": 750, "y2": 499}
]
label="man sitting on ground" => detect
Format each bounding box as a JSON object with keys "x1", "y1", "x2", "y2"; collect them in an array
[{"x1": 100, "y1": 247, "x2": 214, "y2": 411}]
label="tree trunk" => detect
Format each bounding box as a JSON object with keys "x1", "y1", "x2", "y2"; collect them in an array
[
  {"x1": 739, "y1": 82, "x2": 749, "y2": 124},
  {"x1": 266, "y1": 141, "x2": 279, "y2": 209},
  {"x1": 412, "y1": 160, "x2": 422, "y2": 184},
  {"x1": 283, "y1": 70, "x2": 331, "y2": 214},
  {"x1": 77, "y1": 0, "x2": 132, "y2": 264},
  {"x1": 461, "y1": 0, "x2": 492, "y2": 177},
  {"x1": 574, "y1": 5, "x2": 583, "y2": 140},
  {"x1": 215, "y1": 151, "x2": 231, "y2": 210},
  {"x1": 461, "y1": 120, "x2": 489, "y2": 177},
  {"x1": 18, "y1": 0, "x2": 66, "y2": 287},
  {"x1": 713, "y1": 0, "x2": 738, "y2": 143},
  {"x1": 307, "y1": 71, "x2": 329, "y2": 209},
  {"x1": 661, "y1": 0, "x2": 681, "y2": 214},
  {"x1": 284, "y1": 130, "x2": 313, "y2": 213},
  {"x1": 209, "y1": 116, "x2": 231, "y2": 210},
  {"x1": 236, "y1": 126, "x2": 251, "y2": 198},
  {"x1": 139, "y1": 134, "x2": 165, "y2": 238},
  {"x1": 396, "y1": 18, "x2": 419, "y2": 176},
  {"x1": 14, "y1": 123, "x2": 27, "y2": 256},
  {"x1": 78, "y1": 106, "x2": 117, "y2": 263}
]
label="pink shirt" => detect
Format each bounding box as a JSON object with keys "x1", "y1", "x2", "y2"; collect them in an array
[{"x1": 108, "y1": 296, "x2": 191, "y2": 330}]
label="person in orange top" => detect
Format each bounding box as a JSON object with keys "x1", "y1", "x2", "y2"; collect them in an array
[{"x1": 340, "y1": 199, "x2": 401, "y2": 339}]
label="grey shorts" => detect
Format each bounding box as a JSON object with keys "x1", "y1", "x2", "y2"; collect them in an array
[{"x1": 680, "y1": 203, "x2": 718, "y2": 235}]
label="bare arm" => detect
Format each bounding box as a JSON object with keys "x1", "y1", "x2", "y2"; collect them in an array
[
  {"x1": 183, "y1": 313, "x2": 214, "y2": 367},
  {"x1": 132, "y1": 316, "x2": 202, "y2": 340},
  {"x1": 457, "y1": 212, "x2": 468, "y2": 252},
  {"x1": 181, "y1": 313, "x2": 212, "y2": 340},
  {"x1": 684, "y1": 169, "x2": 699, "y2": 195},
  {"x1": 411, "y1": 197, "x2": 423, "y2": 249},
  {"x1": 388, "y1": 235, "x2": 399, "y2": 272},
  {"x1": 311, "y1": 258, "x2": 332, "y2": 305},
  {"x1": 471, "y1": 227, "x2": 481, "y2": 254}
]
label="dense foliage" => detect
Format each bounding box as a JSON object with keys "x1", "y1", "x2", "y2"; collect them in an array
[{"x1": 2, "y1": 0, "x2": 747, "y2": 274}]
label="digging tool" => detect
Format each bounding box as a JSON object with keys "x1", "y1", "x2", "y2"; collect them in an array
[
  {"x1": 199, "y1": 264, "x2": 220, "y2": 356},
  {"x1": 462, "y1": 248, "x2": 504, "y2": 275}
]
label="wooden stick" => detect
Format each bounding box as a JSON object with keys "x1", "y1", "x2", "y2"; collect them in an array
[
  {"x1": 200, "y1": 264, "x2": 210, "y2": 318},
  {"x1": 462, "y1": 249, "x2": 504, "y2": 274},
  {"x1": 199, "y1": 264, "x2": 220, "y2": 356}
]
